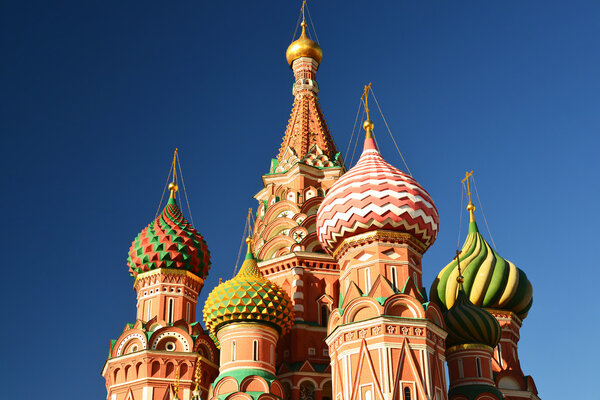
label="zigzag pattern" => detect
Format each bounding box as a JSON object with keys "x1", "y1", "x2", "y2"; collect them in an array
[
  {"x1": 127, "y1": 198, "x2": 211, "y2": 279},
  {"x1": 316, "y1": 143, "x2": 439, "y2": 253}
]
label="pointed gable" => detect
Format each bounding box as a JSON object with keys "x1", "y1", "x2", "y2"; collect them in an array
[
  {"x1": 349, "y1": 340, "x2": 385, "y2": 400},
  {"x1": 392, "y1": 338, "x2": 428, "y2": 400},
  {"x1": 368, "y1": 274, "x2": 397, "y2": 300}
]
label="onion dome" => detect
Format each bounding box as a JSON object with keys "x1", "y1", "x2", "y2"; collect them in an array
[
  {"x1": 286, "y1": 21, "x2": 322, "y2": 66},
  {"x1": 444, "y1": 284, "x2": 501, "y2": 348},
  {"x1": 431, "y1": 204, "x2": 533, "y2": 320},
  {"x1": 316, "y1": 120, "x2": 439, "y2": 255},
  {"x1": 127, "y1": 183, "x2": 211, "y2": 280},
  {"x1": 203, "y1": 240, "x2": 294, "y2": 343}
]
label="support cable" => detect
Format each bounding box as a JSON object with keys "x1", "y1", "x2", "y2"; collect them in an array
[
  {"x1": 155, "y1": 161, "x2": 174, "y2": 219},
  {"x1": 344, "y1": 98, "x2": 363, "y2": 163},
  {"x1": 176, "y1": 154, "x2": 195, "y2": 227},
  {"x1": 369, "y1": 87, "x2": 413, "y2": 176},
  {"x1": 472, "y1": 176, "x2": 497, "y2": 250}
]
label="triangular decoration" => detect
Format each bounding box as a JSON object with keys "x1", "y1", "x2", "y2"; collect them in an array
[
  {"x1": 368, "y1": 274, "x2": 396, "y2": 299},
  {"x1": 349, "y1": 340, "x2": 385, "y2": 400},
  {"x1": 124, "y1": 388, "x2": 135, "y2": 400},
  {"x1": 400, "y1": 276, "x2": 424, "y2": 302},
  {"x1": 391, "y1": 338, "x2": 428, "y2": 400},
  {"x1": 341, "y1": 282, "x2": 364, "y2": 310},
  {"x1": 299, "y1": 360, "x2": 316, "y2": 373}
]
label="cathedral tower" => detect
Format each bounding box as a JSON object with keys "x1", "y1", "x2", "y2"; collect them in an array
[
  {"x1": 252, "y1": 5, "x2": 344, "y2": 399},
  {"x1": 102, "y1": 158, "x2": 219, "y2": 400},
  {"x1": 204, "y1": 214, "x2": 294, "y2": 400},
  {"x1": 317, "y1": 103, "x2": 447, "y2": 400},
  {"x1": 431, "y1": 174, "x2": 539, "y2": 400}
]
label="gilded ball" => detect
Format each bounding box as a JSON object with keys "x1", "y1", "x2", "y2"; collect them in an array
[
  {"x1": 168, "y1": 182, "x2": 178, "y2": 192},
  {"x1": 363, "y1": 120, "x2": 374, "y2": 131},
  {"x1": 467, "y1": 203, "x2": 476, "y2": 212}
]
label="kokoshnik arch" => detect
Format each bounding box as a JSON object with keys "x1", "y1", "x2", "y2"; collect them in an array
[{"x1": 102, "y1": 5, "x2": 540, "y2": 400}]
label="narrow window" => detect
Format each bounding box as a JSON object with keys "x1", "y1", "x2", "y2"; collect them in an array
[
  {"x1": 476, "y1": 357, "x2": 482, "y2": 377},
  {"x1": 167, "y1": 298, "x2": 174, "y2": 324},
  {"x1": 253, "y1": 340, "x2": 259, "y2": 361},
  {"x1": 403, "y1": 387, "x2": 411, "y2": 400},
  {"x1": 232, "y1": 340, "x2": 237, "y2": 361},
  {"x1": 186, "y1": 302, "x2": 191, "y2": 322},
  {"x1": 320, "y1": 304, "x2": 329, "y2": 326},
  {"x1": 147, "y1": 299, "x2": 152, "y2": 321},
  {"x1": 458, "y1": 359, "x2": 464, "y2": 378},
  {"x1": 364, "y1": 268, "x2": 371, "y2": 291},
  {"x1": 412, "y1": 272, "x2": 418, "y2": 286},
  {"x1": 497, "y1": 344, "x2": 503, "y2": 367},
  {"x1": 390, "y1": 266, "x2": 398, "y2": 290}
]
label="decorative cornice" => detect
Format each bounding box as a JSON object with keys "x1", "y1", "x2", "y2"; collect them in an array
[
  {"x1": 445, "y1": 343, "x2": 493, "y2": 356},
  {"x1": 332, "y1": 230, "x2": 426, "y2": 260},
  {"x1": 133, "y1": 268, "x2": 204, "y2": 290}
]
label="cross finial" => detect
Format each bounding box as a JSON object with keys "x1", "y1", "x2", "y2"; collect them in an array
[
  {"x1": 461, "y1": 170, "x2": 476, "y2": 221},
  {"x1": 461, "y1": 170, "x2": 474, "y2": 206},
  {"x1": 246, "y1": 208, "x2": 255, "y2": 253},
  {"x1": 361, "y1": 83, "x2": 372, "y2": 121},
  {"x1": 168, "y1": 148, "x2": 179, "y2": 199}
]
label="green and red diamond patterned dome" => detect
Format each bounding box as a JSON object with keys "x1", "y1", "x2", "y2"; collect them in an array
[{"x1": 127, "y1": 197, "x2": 210, "y2": 280}]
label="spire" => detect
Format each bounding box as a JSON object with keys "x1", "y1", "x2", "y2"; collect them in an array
[
  {"x1": 275, "y1": 3, "x2": 340, "y2": 171},
  {"x1": 192, "y1": 358, "x2": 203, "y2": 400},
  {"x1": 168, "y1": 148, "x2": 179, "y2": 200},
  {"x1": 238, "y1": 208, "x2": 261, "y2": 277},
  {"x1": 461, "y1": 170, "x2": 476, "y2": 224},
  {"x1": 361, "y1": 83, "x2": 378, "y2": 152}
]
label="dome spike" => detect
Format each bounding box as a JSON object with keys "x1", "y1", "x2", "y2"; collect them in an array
[
  {"x1": 168, "y1": 148, "x2": 179, "y2": 200},
  {"x1": 461, "y1": 170, "x2": 475, "y2": 223}
]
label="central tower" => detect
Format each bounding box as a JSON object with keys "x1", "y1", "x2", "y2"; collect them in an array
[{"x1": 252, "y1": 6, "x2": 344, "y2": 400}]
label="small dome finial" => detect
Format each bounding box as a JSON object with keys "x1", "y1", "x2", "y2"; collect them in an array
[
  {"x1": 461, "y1": 170, "x2": 476, "y2": 223},
  {"x1": 169, "y1": 148, "x2": 179, "y2": 199},
  {"x1": 286, "y1": 1, "x2": 323, "y2": 66},
  {"x1": 361, "y1": 83, "x2": 374, "y2": 137}
]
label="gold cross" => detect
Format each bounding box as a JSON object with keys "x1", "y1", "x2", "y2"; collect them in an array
[
  {"x1": 461, "y1": 170, "x2": 474, "y2": 205},
  {"x1": 301, "y1": 0, "x2": 306, "y2": 24},
  {"x1": 361, "y1": 83, "x2": 372, "y2": 121}
]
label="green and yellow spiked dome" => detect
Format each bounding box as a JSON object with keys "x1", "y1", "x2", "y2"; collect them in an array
[
  {"x1": 127, "y1": 186, "x2": 210, "y2": 281},
  {"x1": 431, "y1": 206, "x2": 533, "y2": 320},
  {"x1": 444, "y1": 285, "x2": 501, "y2": 348},
  {"x1": 203, "y1": 241, "x2": 293, "y2": 344}
]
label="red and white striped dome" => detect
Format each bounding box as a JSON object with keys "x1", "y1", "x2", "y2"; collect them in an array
[{"x1": 316, "y1": 128, "x2": 439, "y2": 254}]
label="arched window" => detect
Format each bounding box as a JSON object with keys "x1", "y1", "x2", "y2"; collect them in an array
[
  {"x1": 299, "y1": 381, "x2": 315, "y2": 400},
  {"x1": 364, "y1": 268, "x2": 372, "y2": 292},
  {"x1": 253, "y1": 340, "x2": 259, "y2": 361},
  {"x1": 403, "y1": 387, "x2": 411, "y2": 400},
  {"x1": 186, "y1": 302, "x2": 191, "y2": 322},
  {"x1": 232, "y1": 340, "x2": 237, "y2": 361},
  {"x1": 320, "y1": 304, "x2": 330, "y2": 327},
  {"x1": 476, "y1": 357, "x2": 482, "y2": 377},
  {"x1": 167, "y1": 298, "x2": 175, "y2": 324}
]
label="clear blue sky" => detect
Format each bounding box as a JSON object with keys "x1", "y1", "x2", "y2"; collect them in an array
[{"x1": 1, "y1": 1, "x2": 598, "y2": 399}]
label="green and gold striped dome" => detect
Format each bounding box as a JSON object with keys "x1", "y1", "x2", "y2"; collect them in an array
[
  {"x1": 203, "y1": 241, "x2": 293, "y2": 345},
  {"x1": 444, "y1": 286, "x2": 501, "y2": 348},
  {"x1": 431, "y1": 207, "x2": 533, "y2": 320}
]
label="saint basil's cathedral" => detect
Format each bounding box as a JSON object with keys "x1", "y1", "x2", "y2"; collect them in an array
[{"x1": 102, "y1": 7, "x2": 540, "y2": 400}]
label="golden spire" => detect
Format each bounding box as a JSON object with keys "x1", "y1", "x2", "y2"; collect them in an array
[
  {"x1": 361, "y1": 83, "x2": 374, "y2": 136},
  {"x1": 461, "y1": 170, "x2": 475, "y2": 222},
  {"x1": 246, "y1": 208, "x2": 254, "y2": 254},
  {"x1": 286, "y1": 0, "x2": 323, "y2": 65},
  {"x1": 168, "y1": 148, "x2": 179, "y2": 199}
]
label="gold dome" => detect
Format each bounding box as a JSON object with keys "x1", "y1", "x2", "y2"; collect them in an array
[{"x1": 286, "y1": 22, "x2": 322, "y2": 66}]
